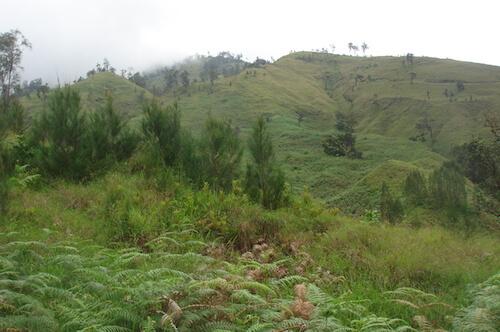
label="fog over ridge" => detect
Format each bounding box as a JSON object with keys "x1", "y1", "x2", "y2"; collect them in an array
[{"x1": 2, "y1": 0, "x2": 500, "y2": 84}]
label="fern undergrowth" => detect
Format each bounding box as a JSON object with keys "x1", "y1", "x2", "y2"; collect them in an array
[
  {"x1": 0, "y1": 229, "x2": 428, "y2": 332},
  {"x1": 0, "y1": 228, "x2": 494, "y2": 331}
]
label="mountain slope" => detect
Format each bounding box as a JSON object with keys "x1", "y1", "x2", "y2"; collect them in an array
[
  {"x1": 21, "y1": 53, "x2": 500, "y2": 211},
  {"x1": 158, "y1": 52, "x2": 499, "y2": 208}
]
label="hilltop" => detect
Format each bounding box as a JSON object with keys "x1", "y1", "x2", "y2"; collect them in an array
[{"x1": 22, "y1": 72, "x2": 153, "y2": 121}]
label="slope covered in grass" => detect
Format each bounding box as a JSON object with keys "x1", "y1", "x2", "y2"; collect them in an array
[
  {"x1": 20, "y1": 53, "x2": 500, "y2": 212},
  {"x1": 22, "y1": 72, "x2": 153, "y2": 121},
  {"x1": 160, "y1": 52, "x2": 500, "y2": 207}
]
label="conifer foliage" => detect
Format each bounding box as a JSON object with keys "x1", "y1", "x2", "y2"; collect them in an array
[
  {"x1": 89, "y1": 94, "x2": 137, "y2": 169},
  {"x1": 428, "y1": 162, "x2": 467, "y2": 211},
  {"x1": 380, "y1": 182, "x2": 404, "y2": 224},
  {"x1": 322, "y1": 111, "x2": 362, "y2": 158},
  {"x1": 245, "y1": 116, "x2": 286, "y2": 209},
  {"x1": 30, "y1": 86, "x2": 90, "y2": 180},
  {"x1": 141, "y1": 100, "x2": 182, "y2": 168},
  {"x1": 29, "y1": 87, "x2": 136, "y2": 180},
  {"x1": 403, "y1": 170, "x2": 427, "y2": 205},
  {"x1": 200, "y1": 116, "x2": 243, "y2": 191}
]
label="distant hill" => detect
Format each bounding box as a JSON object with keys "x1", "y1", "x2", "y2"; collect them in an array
[
  {"x1": 21, "y1": 52, "x2": 500, "y2": 212},
  {"x1": 22, "y1": 72, "x2": 153, "y2": 121}
]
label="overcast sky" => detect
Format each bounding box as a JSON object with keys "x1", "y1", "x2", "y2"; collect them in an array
[{"x1": 2, "y1": 0, "x2": 499, "y2": 83}]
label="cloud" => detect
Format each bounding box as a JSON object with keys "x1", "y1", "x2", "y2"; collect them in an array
[{"x1": 2, "y1": 0, "x2": 499, "y2": 84}]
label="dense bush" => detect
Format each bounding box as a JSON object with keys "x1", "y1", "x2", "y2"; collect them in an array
[{"x1": 0, "y1": 233, "x2": 426, "y2": 332}]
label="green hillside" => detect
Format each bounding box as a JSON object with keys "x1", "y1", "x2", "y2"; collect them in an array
[
  {"x1": 6, "y1": 49, "x2": 499, "y2": 331},
  {"x1": 21, "y1": 53, "x2": 500, "y2": 212},
  {"x1": 158, "y1": 52, "x2": 499, "y2": 209},
  {"x1": 22, "y1": 72, "x2": 153, "y2": 120}
]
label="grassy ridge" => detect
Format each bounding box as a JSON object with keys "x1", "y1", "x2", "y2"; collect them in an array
[{"x1": 20, "y1": 53, "x2": 500, "y2": 212}]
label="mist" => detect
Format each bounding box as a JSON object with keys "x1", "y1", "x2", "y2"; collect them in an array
[{"x1": 2, "y1": 0, "x2": 500, "y2": 84}]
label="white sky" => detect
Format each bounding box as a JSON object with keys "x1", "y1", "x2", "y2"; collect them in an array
[{"x1": 2, "y1": 0, "x2": 499, "y2": 83}]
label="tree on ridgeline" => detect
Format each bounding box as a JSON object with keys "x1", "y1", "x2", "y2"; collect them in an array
[
  {"x1": 351, "y1": 45, "x2": 359, "y2": 56},
  {"x1": 245, "y1": 116, "x2": 286, "y2": 209},
  {"x1": 361, "y1": 42, "x2": 368, "y2": 55},
  {"x1": 406, "y1": 53, "x2": 414, "y2": 65}
]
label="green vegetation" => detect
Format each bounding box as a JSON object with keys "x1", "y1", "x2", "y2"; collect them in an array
[
  {"x1": 379, "y1": 182, "x2": 404, "y2": 224},
  {"x1": 200, "y1": 116, "x2": 243, "y2": 192},
  {"x1": 323, "y1": 111, "x2": 362, "y2": 158},
  {"x1": 245, "y1": 116, "x2": 287, "y2": 209},
  {"x1": 2, "y1": 30, "x2": 499, "y2": 331},
  {"x1": 1, "y1": 170, "x2": 499, "y2": 331}
]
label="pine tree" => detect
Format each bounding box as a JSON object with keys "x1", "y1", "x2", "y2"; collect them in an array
[
  {"x1": 380, "y1": 182, "x2": 404, "y2": 224},
  {"x1": 323, "y1": 111, "x2": 361, "y2": 158},
  {"x1": 88, "y1": 95, "x2": 136, "y2": 169},
  {"x1": 245, "y1": 116, "x2": 286, "y2": 209},
  {"x1": 29, "y1": 86, "x2": 90, "y2": 180},
  {"x1": 200, "y1": 116, "x2": 242, "y2": 191},
  {"x1": 429, "y1": 162, "x2": 467, "y2": 211},
  {"x1": 403, "y1": 170, "x2": 427, "y2": 205},
  {"x1": 142, "y1": 100, "x2": 181, "y2": 168}
]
